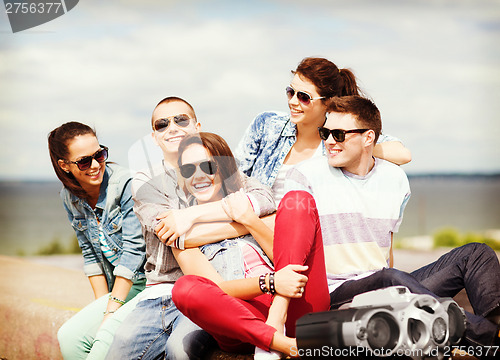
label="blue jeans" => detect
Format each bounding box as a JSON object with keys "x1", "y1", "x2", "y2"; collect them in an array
[
  {"x1": 105, "y1": 295, "x2": 215, "y2": 360},
  {"x1": 330, "y1": 243, "x2": 500, "y2": 348}
]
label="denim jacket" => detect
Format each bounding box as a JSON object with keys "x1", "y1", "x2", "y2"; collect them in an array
[
  {"x1": 235, "y1": 111, "x2": 400, "y2": 188},
  {"x1": 61, "y1": 163, "x2": 146, "y2": 291}
]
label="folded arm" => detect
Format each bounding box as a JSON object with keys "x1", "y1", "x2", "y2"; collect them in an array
[{"x1": 172, "y1": 247, "x2": 307, "y2": 300}]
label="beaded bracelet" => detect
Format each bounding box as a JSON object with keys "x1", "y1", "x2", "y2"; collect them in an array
[
  {"x1": 109, "y1": 295, "x2": 126, "y2": 305},
  {"x1": 259, "y1": 274, "x2": 269, "y2": 294},
  {"x1": 269, "y1": 272, "x2": 276, "y2": 295}
]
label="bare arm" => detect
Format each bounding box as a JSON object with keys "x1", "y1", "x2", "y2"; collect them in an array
[
  {"x1": 183, "y1": 214, "x2": 276, "y2": 249},
  {"x1": 221, "y1": 190, "x2": 276, "y2": 260},
  {"x1": 155, "y1": 200, "x2": 234, "y2": 245},
  {"x1": 389, "y1": 233, "x2": 394, "y2": 268},
  {"x1": 89, "y1": 274, "x2": 109, "y2": 300},
  {"x1": 172, "y1": 247, "x2": 307, "y2": 300},
  {"x1": 373, "y1": 141, "x2": 412, "y2": 165},
  {"x1": 101, "y1": 277, "x2": 133, "y2": 323}
]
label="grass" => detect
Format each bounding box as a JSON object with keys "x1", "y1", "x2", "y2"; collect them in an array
[
  {"x1": 32, "y1": 235, "x2": 81, "y2": 256},
  {"x1": 433, "y1": 227, "x2": 500, "y2": 250}
]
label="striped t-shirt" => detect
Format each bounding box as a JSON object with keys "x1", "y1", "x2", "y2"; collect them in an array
[{"x1": 284, "y1": 157, "x2": 411, "y2": 292}]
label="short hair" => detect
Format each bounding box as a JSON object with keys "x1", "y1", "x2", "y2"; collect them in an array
[
  {"x1": 327, "y1": 96, "x2": 382, "y2": 143},
  {"x1": 177, "y1": 132, "x2": 243, "y2": 196},
  {"x1": 48, "y1": 121, "x2": 98, "y2": 200},
  {"x1": 151, "y1": 96, "x2": 197, "y2": 128}
]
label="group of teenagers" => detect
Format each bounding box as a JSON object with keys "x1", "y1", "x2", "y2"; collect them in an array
[{"x1": 48, "y1": 57, "x2": 500, "y2": 360}]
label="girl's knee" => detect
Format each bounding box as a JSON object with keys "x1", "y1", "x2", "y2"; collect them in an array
[
  {"x1": 172, "y1": 275, "x2": 213, "y2": 311},
  {"x1": 57, "y1": 320, "x2": 90, "y2": 357},
  {"x1": 278, "y1": 191, "x2": 316, "y2": 215}
]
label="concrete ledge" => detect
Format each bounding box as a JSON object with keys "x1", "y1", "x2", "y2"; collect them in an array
[
  {"x1": 1, "y1": 250, "x2": 487, "y2": 359},
  {"x1": 0, "y1": 255, "x2": 93, "y2": 360},
  {"x1": 0, "y1": 256, "x2": 251, "y2": 360}
]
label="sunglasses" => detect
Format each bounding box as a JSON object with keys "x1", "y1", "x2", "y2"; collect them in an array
[
  {"x1": 153, "y1": 114, "x2": 192, "y2": 132},
  {"x1": 179, "y1": 160, "x2": 218, "y2": 178},
  {"x1": 66, "y1": 146, "x2": 108, "y2": 171},
  {"x1": 286, "y1": 86, "x2": 325, "y2": 105},
  {"x1": 318, "y1": 127, "x2": 369, "y2": 142}
]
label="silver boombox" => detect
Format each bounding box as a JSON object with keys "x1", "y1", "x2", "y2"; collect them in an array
[{"x1": 296, "y1": 286, "x2": 466, "y2": 359}]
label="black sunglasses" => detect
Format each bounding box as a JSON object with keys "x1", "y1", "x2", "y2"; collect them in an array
[
  {"x1": 153, "y1": 114, "x2": 192, "y2": 132},
  {"x1": 286, "y1": 86, "x2": 325, "y2": 105},
  {"x1": 66, "y1": 146, "x2": 108, "y2": 171},
  {"x1": 318, "y1": 127, "x2": 369, "y2": 142},
  {"x1": 179, "y1": 160, "x2": 218, "y2": 178}
]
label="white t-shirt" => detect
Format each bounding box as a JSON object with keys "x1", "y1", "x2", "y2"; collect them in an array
[{"x1": 284, "y1": 157, "x2": 411, "y2": 292}]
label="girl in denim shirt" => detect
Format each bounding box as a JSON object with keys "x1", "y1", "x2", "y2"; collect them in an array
[
  {"x1": 48, "y1": 122, "x2": 146, "y2": 360},
  {"x1": 108, "y1": 132, "x2": 302, "y2": 359},
  {"x1": 235, "y1": 57, "x2": 412, "y2": 203},
  {"x1": 169, "y1": 133, "x2": 317, "y2": 359}
]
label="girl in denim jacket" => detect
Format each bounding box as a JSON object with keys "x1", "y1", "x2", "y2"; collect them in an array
[
  {"x1": 235, "y1": 57, "x2": 412, "y2": 204},
  {"x1": 48, "y1": 122, "x2": 146, "y2": 360}
]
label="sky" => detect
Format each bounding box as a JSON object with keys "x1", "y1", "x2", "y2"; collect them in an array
[{"x1": 1, "y1": 0, "x2": 499, "y2": 180}]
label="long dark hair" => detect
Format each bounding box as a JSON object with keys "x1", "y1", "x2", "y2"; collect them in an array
[
  {"x1": 177, "y1": 132, "x2": 243, "y2": 197},
  {"x1": 48, "y1": 121, "x2": 98, "y2": 200},
  {"x1": 293, "y1": 57, "x2": 361, "y2": 100}
]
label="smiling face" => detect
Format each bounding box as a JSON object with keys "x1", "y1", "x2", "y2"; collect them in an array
[
  {"x1": 323, "y1": 112, "x2": 373, "y2": 175},
  {"x1": 58, "y1": 133, "x2": 105, "y2": 193},
  {"x1": 288, "y1": 74, "x2": 328, "y2": 128},
  {"x1": 180, "y1": 143, "x2": 223, "y2": 204},
  {"x1": 151, "y1": 100, "x2": 200, "y2": 160}
]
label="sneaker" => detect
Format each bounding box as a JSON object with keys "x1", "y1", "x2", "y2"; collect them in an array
[{"x1": 254, "y1": 346, "x2": 281, "y2": 360}]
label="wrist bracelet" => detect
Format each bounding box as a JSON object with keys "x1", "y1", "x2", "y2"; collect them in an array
[
  {"x1": 109, "y1": 295, "x2": 125, "y2": 305},
  {"x1": 269, "y1": 272, "x2": 276, "y2": 295},
  {"x1": 103, "y1": 310, "x2": 116, "y2": 316},
  {"x1": 259, "y1": 274, "x2": 269, "y2": 294}
]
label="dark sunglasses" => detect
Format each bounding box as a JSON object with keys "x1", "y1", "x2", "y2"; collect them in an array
[
  {"x1": 286, "y1": 86, "x2": 325, "y2": 105},
  {"x1": 153, "y1": 114, "x2": 192, "y2": 132},
  {"x1": 179, "y1": 160, "x2": 218, "y2": 178},
  {"x1": 66, "y1": 146, "x2": 108, "y2": 171},
  {"x1": 318, "y1": 127, "x2": 369, "y2": 142}
]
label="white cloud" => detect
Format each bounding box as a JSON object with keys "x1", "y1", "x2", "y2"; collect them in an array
[{"x1": 1, "y1": 0, "x2": 499, "y2": 179}]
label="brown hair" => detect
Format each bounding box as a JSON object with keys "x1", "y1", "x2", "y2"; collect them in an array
[
  {"x1": 178, "y1": 132, "x2": 243, "y2": 196},
  {"x1": 327, "y1": 96, "x2": 382, "y2": 143},
  {"x1": 151, "y1": 96, "x2": 197, "y2": 129},
  {"x1": 48, "y1": 122, "x2": 98, "y2": 200},
  {"x1": 293, "y1": 57, "x2": 361, "y2": 100}
]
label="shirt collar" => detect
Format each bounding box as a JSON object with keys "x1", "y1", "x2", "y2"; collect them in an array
[
  {"x1": 281, "y1": 118, "x2": 297, "y2": 137},
  {"x1": 94, "y1": 166, "x2": 110, "y2": 210},
  {"x1": 69, "y1": 165, "x2": 110, "y2": 209}
]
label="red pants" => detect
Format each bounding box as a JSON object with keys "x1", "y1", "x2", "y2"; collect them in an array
[{"x1": 172, "y1": 191, "x2": 330, "y2": 352}]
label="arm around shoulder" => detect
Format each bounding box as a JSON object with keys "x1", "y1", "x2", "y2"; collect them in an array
[{"x1": 373, "y1": 140, "x2": 412, "y2": 165}]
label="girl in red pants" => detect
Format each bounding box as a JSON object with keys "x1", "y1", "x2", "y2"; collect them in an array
[{"x1": 172, "y1": 142, "x2": 330, "y2": 360}]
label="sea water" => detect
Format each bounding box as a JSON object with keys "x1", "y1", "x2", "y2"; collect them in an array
[{"x1": 0, "y1": 175, "x2": 499, "y2": 255}]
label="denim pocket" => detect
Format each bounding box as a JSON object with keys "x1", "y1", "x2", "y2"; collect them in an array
[
  {"x1": 71, "y1": 217, "x2": 88, "y2": 232},
  {"x1": 160, "y1": 296, "x2": 177, "y2": 332},
  {"x1": 105, "y1": 207, "x2": 123, "y2": 235}
]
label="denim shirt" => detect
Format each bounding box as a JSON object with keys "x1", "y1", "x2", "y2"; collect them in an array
[
  {"x1": 185, "y1": 193, "x2": 273, "y2": 281},
  {"x1": 61, "y1": 163, "x2": 146, "y2": 292},
  {"x1": 200, "y1": 235, "x2": 273, "y2": 281},
  {"x1": 132, "y1": 160, "x2": 275, "y2": 285},
  {"x1": 235, "y1": 111, "x2": 401, "y2": 188}
]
